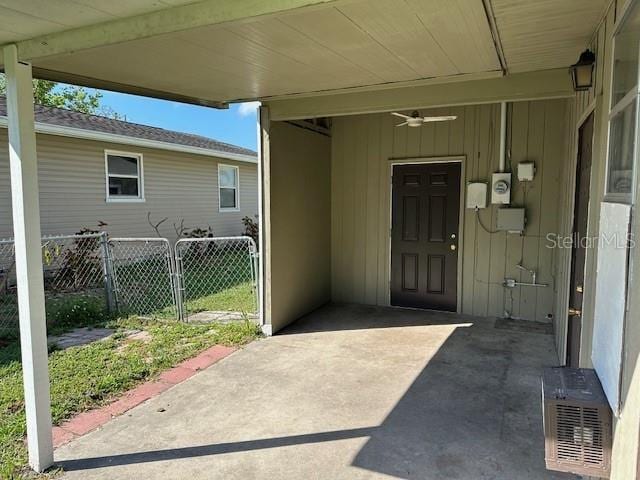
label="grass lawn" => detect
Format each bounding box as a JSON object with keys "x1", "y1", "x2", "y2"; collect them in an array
[
  {"x1": 1, "y1": 292, "x2": 109, "y2": 342},
  {"x1": 180, "y1": 250, "x2": 257, "y2": 318},
  {"x1": 184, "y1": 282, "x2": 256, "y2": 316},
  {"x1": 0, "y1": 317, "x2": 260, "y2": 479}
]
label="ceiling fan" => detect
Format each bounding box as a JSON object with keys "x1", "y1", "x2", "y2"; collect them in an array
[{"x1": 391, "y1": 110, "x2": 457, "y2": 127}]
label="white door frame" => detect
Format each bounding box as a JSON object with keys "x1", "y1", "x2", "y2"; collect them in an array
[{"x1": 387, "y1": 155, "x2": 466, "y2": 313}]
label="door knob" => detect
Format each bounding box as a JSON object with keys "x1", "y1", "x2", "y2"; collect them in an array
[
  {"x1": 450, "y1": 244, "x2": 456, "y2": 251},
  {"x1": 568, "y1": 307, "x2": 582, "y2": 316},
  {"x1": 576, "y1": 285, "x2": 583, "y2": 293}
]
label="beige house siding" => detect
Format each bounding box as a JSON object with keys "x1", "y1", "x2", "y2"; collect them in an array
[
  {"x1": 0, "y1": 130, "x2": 258, "y2": 242},
  {"x1": 266, "y1": 121, "x2": 331, "y2": 333},
  {"x1": 331, "y1": 99, "x2": 569, "y2": 323}
]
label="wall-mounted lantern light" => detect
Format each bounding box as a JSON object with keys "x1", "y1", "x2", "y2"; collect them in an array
[{"x1": 570, "y1": 49, "x2": 596, "y2": 91}]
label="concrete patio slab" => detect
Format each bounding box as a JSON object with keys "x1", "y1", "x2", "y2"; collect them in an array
[{"x1": 55, "y1": 304, "x2": 577, "y2": 479}]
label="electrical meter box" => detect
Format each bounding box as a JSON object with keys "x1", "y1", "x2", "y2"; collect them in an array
[
  {"x1": 491, "y1": 172, "x2": 511, "y2": 204},
  {"x1": 466, "y1": 182, "x2": 487, "y2": 209},
  {"x1": 518, "y1": 162, "x2": 535, "y2": 181},
  {"x1": 497, "y1": 208, "x2": 525, "y2": 234}
]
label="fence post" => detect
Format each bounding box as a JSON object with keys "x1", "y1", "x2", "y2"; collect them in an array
[
  {"x1": 172, "y1": 242, "x2": 185, "y2": 322},
  {"x1": 250, "y1": 240, "x2": 260, "y2": 317},
  {"x1": 100, "y1": 232, "x2": 115, "y2": 313}
]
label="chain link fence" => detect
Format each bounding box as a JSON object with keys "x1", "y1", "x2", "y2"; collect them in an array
[
  {"x1": 175, "y1": 236, "x2": 258, "y2": 322},
  {"x1": 108, "y1": 238, "x2": 177, "y2": 320},
  {"x1": 0, "y1": 234, "x2": 261, "y2": 336},
  {"x1": 0, "y1": 232, "x2": 112, "y2": 338},
  {"x1": 0, "y1": 239, "x2": 18, "y2": 336}
]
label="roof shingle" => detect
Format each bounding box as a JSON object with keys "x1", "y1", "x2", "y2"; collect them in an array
[{"x1": 0, "y1": 96, "x2": 256, "y2": 157}]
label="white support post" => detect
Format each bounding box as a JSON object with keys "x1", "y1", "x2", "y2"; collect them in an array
[
  {"x1": 258, "y1": 105, "x2": 272, "y2": 336},
  {"x1": 4, "y1": 44, "x2": 53, "y2": 472}
]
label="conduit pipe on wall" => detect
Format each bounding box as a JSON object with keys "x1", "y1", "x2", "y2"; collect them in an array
[{"x1": 498, "y1": 101, "x2": 507, "y2": 172}]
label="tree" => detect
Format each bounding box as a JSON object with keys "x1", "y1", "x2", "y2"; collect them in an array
[{"x1": 0, "y1": 74, "x2": 124, "y2": 119}]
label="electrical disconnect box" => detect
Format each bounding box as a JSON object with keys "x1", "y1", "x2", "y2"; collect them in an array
[
  {"x1": 491, "y1": 172, "x2": 511, "y2": 204},
  {"x1": 497, "y1": 208, "x2": 526, "y2": 234},
  {"x1": 518, "y1": 162, "x2": 536, "y2": 181},
  {"x1": 466, "y1": 182, "x2": 488, "y2": 209}
]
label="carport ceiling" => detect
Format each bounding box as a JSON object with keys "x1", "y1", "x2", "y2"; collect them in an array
[
  {"x1": 0, "y1": 0, "x2": 609, "y2": 106},
  {"x1": 0, "y1": 0, "x2": 197, "y2": 44},
  {"x1": 490, "y1": 0, "x2": 608, "y2": 73}
]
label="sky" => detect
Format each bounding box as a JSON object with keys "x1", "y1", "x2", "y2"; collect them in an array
[{"x1": 99, "y1": 90, "x2": 260, "y2": 152}]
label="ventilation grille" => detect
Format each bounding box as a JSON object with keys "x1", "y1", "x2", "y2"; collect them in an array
[
  {"x1": 556, "y1": 405, "x2": 604, "y2": 465},
  {"x1": 543, "y1": 368, "x2": 611, "y2": 478}
]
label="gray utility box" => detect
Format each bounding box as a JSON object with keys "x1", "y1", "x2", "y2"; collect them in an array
[
  {"x1": 542, "y1": 367, "x2": 612, "y2": 478},
  {"x1": 496, "y1": 207, "x2": 525, "y2": 233}
]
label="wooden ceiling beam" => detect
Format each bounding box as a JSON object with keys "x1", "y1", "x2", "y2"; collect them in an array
[{"x1": 265, "y1": 68, "x2": 574, "y2": 120}]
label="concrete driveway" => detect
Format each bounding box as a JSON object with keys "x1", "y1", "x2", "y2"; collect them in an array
[{"x1": 56, "y1": 304, "x2": 575, "y2": 479}]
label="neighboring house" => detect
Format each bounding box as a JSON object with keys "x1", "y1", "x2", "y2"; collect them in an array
[{"x1": 0, "y1": 96, "x2": 258, "y2": 241}]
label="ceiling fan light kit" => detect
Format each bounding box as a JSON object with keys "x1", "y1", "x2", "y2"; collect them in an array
[{"x1": 391, "y1": 110, "x2": 457, "y2": 127}]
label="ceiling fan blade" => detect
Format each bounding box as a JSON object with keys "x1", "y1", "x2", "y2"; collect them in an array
[
  {"x1": 422, "y1": 115, "x2": 458, "y2": 122},
  {"x1": 395, "y1": 121, "x2": 408, "y2": 127},
  {"x1": 391, "y1": 112, "x2": 411, "y2": 119}
]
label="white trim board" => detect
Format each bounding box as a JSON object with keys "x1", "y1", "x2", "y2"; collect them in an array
[{"x1": 0, "y1": 117, "x2": 258, "y2": 164}]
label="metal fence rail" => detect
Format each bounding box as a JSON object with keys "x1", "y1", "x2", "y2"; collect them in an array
[
  {"x1": 0, "y1": 232, "x2": 112, "y2": 337},
  {"x1": 175, "y1": 236, "x2": 258, "y2": 322},
  {"x1": 108, "y1": 238, "x2": 177, "y2": 320}
]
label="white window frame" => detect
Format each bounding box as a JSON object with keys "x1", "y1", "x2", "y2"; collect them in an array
[
  {"x1": 104, "y1": 150, "x2": 145, "y2": 203},
  {"x1": 605, "y1": 3, "x2": 640, "y2": 204},
  {"x1": 218, "y1": 164, "x2": 240, "y2": 212}
]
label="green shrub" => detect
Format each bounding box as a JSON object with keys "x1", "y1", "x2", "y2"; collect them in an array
[{"x1": 242, "y1": 215, "x2": 259, "y2": 246}]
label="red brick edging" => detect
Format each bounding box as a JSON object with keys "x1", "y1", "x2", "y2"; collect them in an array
[{"x1": 52, "y1": 345, "x2": 236, "y2": 448}]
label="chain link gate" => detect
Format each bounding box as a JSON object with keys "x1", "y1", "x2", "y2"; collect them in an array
[
  {"x1": 107, "y1": 238, "x2": 178, "y2": 319},
  {"x1": 175, "y1": 236, "x2": 258, "y2": 322}
]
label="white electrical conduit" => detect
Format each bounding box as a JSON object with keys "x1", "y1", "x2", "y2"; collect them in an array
[{"x1": 499, "y1": 101, "x2": 507, "y2": 173}]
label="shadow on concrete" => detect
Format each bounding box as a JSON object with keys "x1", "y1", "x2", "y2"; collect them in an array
[
  {"x1": 279, "y1": 302, "x2": 474, "y2": 334},
  {"x1": 57, "y1": 304, "x2": 575, "y2": 479},
  {"x1": 58, "y1": 427, "x2": 378, "y2": 471}
]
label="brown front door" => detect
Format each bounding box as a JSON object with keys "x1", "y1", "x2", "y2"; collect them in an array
[
  {"x1": 567, "y1": 113, "x2": 594, "y2": 367},
  {"x1": 391, "y1": 162, "x2": 461, "y2": 311}
]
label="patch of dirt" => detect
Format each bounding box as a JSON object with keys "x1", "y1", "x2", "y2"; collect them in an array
[
  {"x1": 126, "y1": 330, "x2": 152, "y2": 343},
  {"x1": 115, "y1": 330, "x2": 153, "y2": 355}
]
